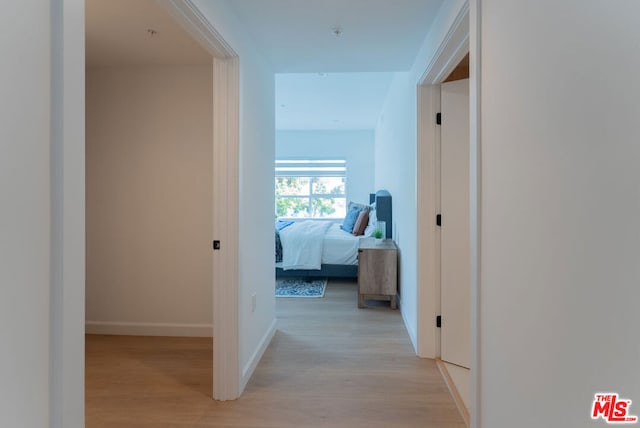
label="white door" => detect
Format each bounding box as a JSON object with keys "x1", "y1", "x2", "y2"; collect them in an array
[{"x1": 440, "y1": 78, "x2": 470, "y2": 369}]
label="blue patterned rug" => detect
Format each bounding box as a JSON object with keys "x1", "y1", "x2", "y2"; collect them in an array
[{"x1": 275, "y1": 278, "x2": 327, "y2": 298}]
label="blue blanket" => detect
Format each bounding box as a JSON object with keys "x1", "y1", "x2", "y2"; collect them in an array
[{"x1": 276, "y1": 220, "x2": 294, "y2": 231}]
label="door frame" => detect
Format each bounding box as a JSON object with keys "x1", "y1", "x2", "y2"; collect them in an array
[
  {"x1": 415, "y1": 1, "x2": 481, "y2": 426},
  {"x1": 51, "y1": 1, "x2": 85, "y2": 426},
  {"x1": 416, "y1": 0, "x2": 469, "y2": 360},
  {"x1": 160, "y1": 0, "x2": 241, "y2": 400}
]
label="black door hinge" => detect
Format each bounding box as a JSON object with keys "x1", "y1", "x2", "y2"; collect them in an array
[
  {"x1": 436, "y1": 112, "x2": 442, "y2": 125},
  {"x1": 436, "y1": 315, "x2": 442, "y2": 328},
  {"x1": 213, "y1": 240, "x2": 221, "y2": 250},
  {"x1": 436, "y1": 214, "x2": 442, "y2": 227}
]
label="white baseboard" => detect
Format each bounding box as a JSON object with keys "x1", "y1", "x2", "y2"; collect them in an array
[
  {"x1": 85, "y1": 321, "x2": 213, "y2": 337},
  {"x1": 240, "y1": 317, "x2": 277, "y2": 392},
  {"x1": 399, "y1": 293, "x2": 419, "y2": 353},
  {"x1": 436, "y1": 359, "x2": 470, "y2": 427}
]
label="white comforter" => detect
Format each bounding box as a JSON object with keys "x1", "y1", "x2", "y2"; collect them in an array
[{"x1": 279, "y1": 221, "x2": 331, "y2": 270}]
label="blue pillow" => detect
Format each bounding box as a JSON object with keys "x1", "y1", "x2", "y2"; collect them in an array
[{"x1": 341, "y1": 207, "x2": 361, "y2": 233}]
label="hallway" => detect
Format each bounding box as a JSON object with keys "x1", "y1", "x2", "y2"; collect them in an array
[{"x1": 86, "y1": 280, "x2": 465, "y2": 427}]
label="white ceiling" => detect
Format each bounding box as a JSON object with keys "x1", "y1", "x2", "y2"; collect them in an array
[
  {"x1": 85, "y1": 0, "x2": 211, "y2": 67},
  {"x1": 226, "y1": 0, "x2": 444, "y2": 73},
  {"x1": 86, "y1": 0, "x2": 444, "y2": 130},
  {"x1": 227, "y1": 0, "x2": 443, "y2": 130},
  {"x1": 276, "y1": 72, "x2": 393, "y2": 130}
]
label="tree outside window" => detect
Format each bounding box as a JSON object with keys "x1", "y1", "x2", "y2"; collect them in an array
[{"x1": 275, "y1": 160, "x2": 346, "y2": 218}]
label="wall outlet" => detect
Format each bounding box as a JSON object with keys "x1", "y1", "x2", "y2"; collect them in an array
[{"x1": 251, "y1": 293, "x2": 256, "y2": 313}]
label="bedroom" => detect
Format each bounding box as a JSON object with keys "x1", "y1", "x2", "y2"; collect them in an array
[{"x1": 273, "y1": 72, "x2": 397, "y2": 303}]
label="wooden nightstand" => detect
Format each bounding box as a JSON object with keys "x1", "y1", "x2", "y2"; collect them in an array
[{"x1": 357, "y1": 238, "x2": 398, "y2": 309}]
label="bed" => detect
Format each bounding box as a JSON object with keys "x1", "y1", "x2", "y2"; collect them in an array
[{"x1": 275, "y1": 190, "x2": 392, "y2": 279}]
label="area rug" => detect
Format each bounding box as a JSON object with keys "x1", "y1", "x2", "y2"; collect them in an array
[{"x1": 275, "y1": 278, "x2": 327, "y2": 298}]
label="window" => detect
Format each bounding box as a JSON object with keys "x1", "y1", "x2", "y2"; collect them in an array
[{"x1": 275, "y1": 160, "x2": 346, "y2": 218}]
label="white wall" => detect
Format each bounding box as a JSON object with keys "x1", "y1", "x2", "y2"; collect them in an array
[
  {"x1": 374, "y1": 0, "x2": 468, "y2": 350},
  {"x1": 276, "y1": 130, "x2": 375, "y2": 205},
  {"x1": 191, "y1": 0, "x2": 277, "y2": 391},
  {"x1": 477, "y1": 1, "x2": 640, "y2": 427},
  {"x1": 375, "y1": 72, "x2": 418, "y2": 342},
  {"x1": 85, "y1": 65, "x2": 213, "y2": 336},
  {"x1": 0, "y1": 2, "x2": 51, "y2": 426}
]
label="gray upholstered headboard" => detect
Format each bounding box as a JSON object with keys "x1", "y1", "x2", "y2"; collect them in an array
[{"x1": 369, "y1": 190, "x2": 392, "y2": 239}]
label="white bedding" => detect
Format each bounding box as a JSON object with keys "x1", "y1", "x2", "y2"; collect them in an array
[
  {"x1": 278, "y1": 221, "x2": 360, "y2": 270},
  {"x1": 321, "y1": 223, "x2": 360, "y2": 265},
  {"x1": 279, "y1": 221, "x2": 331, "y2": 270}
]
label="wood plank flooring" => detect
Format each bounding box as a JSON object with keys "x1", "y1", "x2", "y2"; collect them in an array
[{"x1": 86, "y1": 279, "x2": 465, "y2": 427}]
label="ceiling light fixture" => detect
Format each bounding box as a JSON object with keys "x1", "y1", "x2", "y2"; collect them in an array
[{"x1": 332, "y1": 27, "x2": 343, "y2": 38}]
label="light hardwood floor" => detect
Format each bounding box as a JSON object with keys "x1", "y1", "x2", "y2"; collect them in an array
[{"x1": 86, "y1": 279, "x2": 465, "y2": 427}]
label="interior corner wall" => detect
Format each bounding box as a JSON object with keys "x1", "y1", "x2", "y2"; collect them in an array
[
  {"x1": 276, "y1": 130, "x2": 375, "y2": 204},
  {"x1": 478, "y1": 1, "x2": 640, "y2": 427},
  {"x1": 85, "y1": 65, "x2": 214, "y2": 336},
  {"x1": 190, "y1": 0, "x2": 277, "y2": 392}
]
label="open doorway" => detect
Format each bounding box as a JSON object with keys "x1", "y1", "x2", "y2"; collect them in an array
[
  {"x1": 83, "y1": 0, "x2": 243, "y2": 418},
  {"x1": 84, "y1": 0, "x2": 215, "y2": 415},
  {"x1": 84, "y1": 0, "x2": 214, "y2": 338},
  {"x1": 273, "y1": 72, "x2": 394, "y2": 307},
  {"x1": 416, "y1": 52, "x2": 471, "y2": 425}
]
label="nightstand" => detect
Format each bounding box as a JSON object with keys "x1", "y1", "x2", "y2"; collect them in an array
[{"x1": 357, "y1": 238, "x2": 398, "y2": 309}]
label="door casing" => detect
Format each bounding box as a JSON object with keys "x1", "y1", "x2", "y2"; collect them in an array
[
  {"x1": 415, "y1": 1, "x2": 481, "y2": 426},
  {"x1": 160, "y1": 0, "x2": 242, "y2": 401}
]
